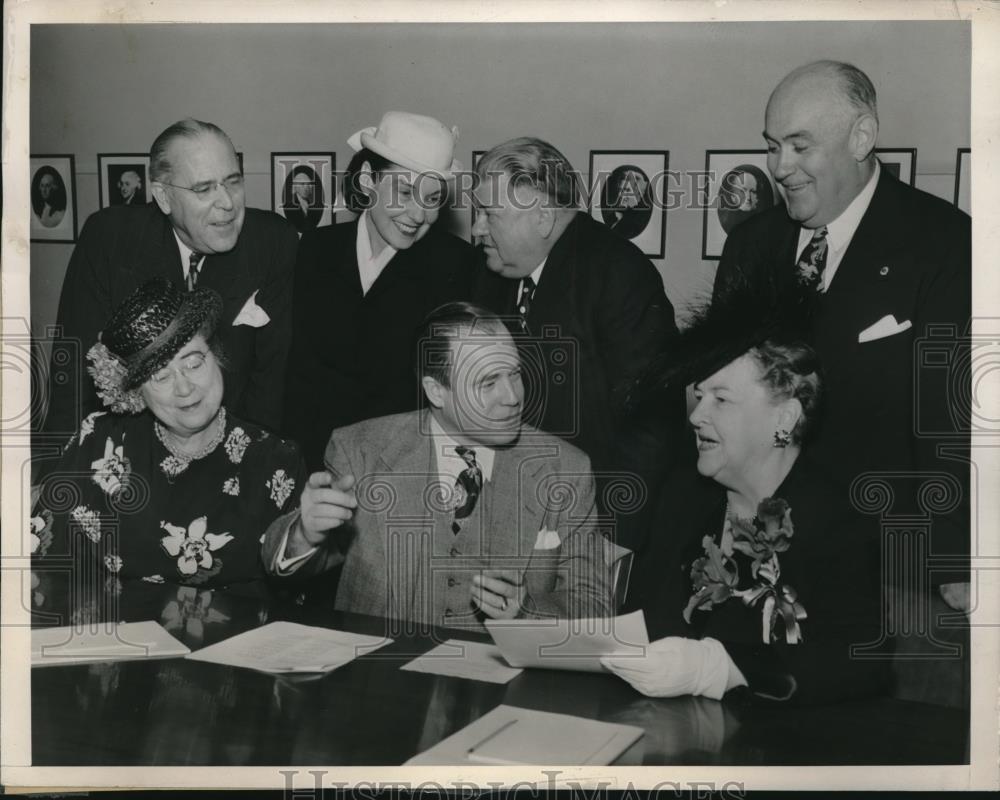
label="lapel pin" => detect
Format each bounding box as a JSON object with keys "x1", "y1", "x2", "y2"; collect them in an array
[{"x1": 879, "y1": 266, "x2": 890, "y2": 276}]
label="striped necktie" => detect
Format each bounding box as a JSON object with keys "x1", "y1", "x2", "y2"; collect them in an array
[{"x1": 186, "y1": 253, "x2": 204, "y2": 291}]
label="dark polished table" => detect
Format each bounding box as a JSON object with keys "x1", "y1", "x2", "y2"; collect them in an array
[{"x1": 30, "y1": 573, "x2": 969, "y2": 766}]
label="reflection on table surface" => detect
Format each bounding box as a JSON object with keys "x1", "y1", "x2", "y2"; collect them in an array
[{"x1": 29, "y1": 572, "x2": 968, "y2": 766}]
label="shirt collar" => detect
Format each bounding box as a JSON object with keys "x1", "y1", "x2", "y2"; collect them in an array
[
  {"x1": 172, "y1": 230, "x2": 202, "y2": 274},
  {"x1": 823, "y1": 160, "x2": 880, "y2": 254},
  {"x1": 356, "y1": 210, "x2": 398, "y2": 269},
  {"x1": 428, "y1": 414, "x2": 495, "y2": 483}
]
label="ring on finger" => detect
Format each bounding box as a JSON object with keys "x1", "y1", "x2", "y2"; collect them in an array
[{"x1": 501, "y1": 597, "x2": 509, "y2": 611}]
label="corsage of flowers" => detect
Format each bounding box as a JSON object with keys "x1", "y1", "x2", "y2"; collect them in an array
[
  {"x1": 86, "y1": 342, "x2": 145, "y2": 414},
  {"x1": 684, "y1": 497, "x2": 807, "y2": 644}
]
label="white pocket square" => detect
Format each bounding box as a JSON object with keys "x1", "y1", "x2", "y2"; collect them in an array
[
  {"x1": 858, "y1": 314, "x2": 911, "y2": 343},
  {"x1": 232, "y1": 291, "x2": 270, "y2": 328},
  {"x1": 534, "y1": 528, "x2": 561, "y2": 550}
]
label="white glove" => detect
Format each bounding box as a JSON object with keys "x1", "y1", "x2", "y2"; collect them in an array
[{"x1": 601, "y1": 636, "x2": 745, "y2": 700}]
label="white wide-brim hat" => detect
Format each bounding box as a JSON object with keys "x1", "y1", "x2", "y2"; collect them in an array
[{"x1": 347, "y1": 110, "x2": 462, "y2": 180}]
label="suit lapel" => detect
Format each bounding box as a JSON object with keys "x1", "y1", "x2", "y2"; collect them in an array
[
  {"x1": 374, "y1": 411, "x2": 440, "y2": 614},
  {"x1": 137, "y1": 210, "x2": 185, "y2": 286},
  {"x1": 527, "y1": 213, "x2": 579, "y2": 325},
  {"x1": 490, "y1": 441, "x2": 552, "y2": 559},
  {"x1": 365, "y1": 238, "x2": 427, "y2": 303},
  {"x1": 826, "y1": 171, "x2": 907, "y2": 297}
]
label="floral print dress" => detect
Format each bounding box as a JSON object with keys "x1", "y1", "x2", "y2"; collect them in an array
[{"x1": 32, "y1": 409, "x2": 305, "y2": 588}]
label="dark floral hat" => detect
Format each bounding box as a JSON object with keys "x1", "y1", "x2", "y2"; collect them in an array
[
  {"x1": 86, "y1": 277, "x2": 222, "y2": 413},
  {"x1": 626, "y1": 278, "x2": 813, "y2": 411}
]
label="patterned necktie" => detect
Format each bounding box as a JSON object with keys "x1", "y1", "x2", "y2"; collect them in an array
[
  {"x1": 795, "y1": 226, "x2": 829, "y2": 293},
  {"x1": 186, "y1": 253, "x2": 204, "y2": 292},
  {"x1": 452, "y1": 446, "x2": 484, "y2": 533},
  {"x1": 516, "y1": 276, "x2": 536, "y2": 334}
]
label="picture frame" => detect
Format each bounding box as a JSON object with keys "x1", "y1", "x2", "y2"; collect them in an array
[
  {"x1": 270, "y1": 152, "x2": 336, "y2": 234},
  {"x1": 469, "y1": 150, "x2": 486, "y2": 240},
  {"x1": 874, "y1": 148, "x2": 917, "y2": 186},
  {"x1": 954, "y1": 147, "x2": 970, "y2": 214},
  {"x1": 29, "y1": 154, "x2": 78, "y2": 243},
  {"x1": 98, "y1": 153, "x2": 151, "y2": 208},
  {"x1": 588, "y1": 150, "x2": 669, "y2": 259},
  {"x1": 701, "y1": 150, "x2": 779, "y2": 260}
]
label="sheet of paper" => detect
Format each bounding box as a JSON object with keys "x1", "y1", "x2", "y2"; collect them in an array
[
  {"x1": 32, "y1": 621, "x2": 190, "y2": 667},
  {"x1": 485, "y1": 610, "x2": 649, "y2": 672},
  {"x1": 185, "y1": 621, "x2": 391, "y2": 673},
  {"x1": 405, "y1": 704, "x2": 643, "y2": 765},
  {"x1": 401, "y1": 640, "x2": 523, "y2": 684}
]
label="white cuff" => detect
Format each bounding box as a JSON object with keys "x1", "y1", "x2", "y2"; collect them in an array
[
  {"x1": 695, "y1": 638, "x2": 748, "y2": 700},
  {"x1": 273, "y1": 518, "x2": 318, "y2": 575}
]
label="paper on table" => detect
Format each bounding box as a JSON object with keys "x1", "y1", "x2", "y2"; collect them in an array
[
  {"x1": 401, "y1": 640, "x2": 523, "y2": 684},
  {"x1": 485, "y1": 610, "x2": 649, "y2": 672},
  {"x1": 32, "y1": 621, "x2": 190, "y2": 667},
  {"x1": 185, "y1": 621, "x2": 391, "y2": 673},
  {"x1": 405, "y1": 704, "x2": 643, "y2": 765}
]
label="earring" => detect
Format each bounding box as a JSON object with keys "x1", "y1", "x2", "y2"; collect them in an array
[{"x1": 773, "y1": 428, "x2": 792, "y2": 448}]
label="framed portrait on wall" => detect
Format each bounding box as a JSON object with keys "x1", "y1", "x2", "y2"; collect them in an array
[
  {"x1": 701, "y1": 150, "x2": 779, "y2": 260},
  {"x1": 271, "y1": 152, "x2": 336, "y2": 235},
  {"x1": 469, "y1": 150, "x2": 486, "y2": 240},
  {"x1": 874, "y1": 148, "x2": 916, "y2": 185},
  {"x1": 98, "y1": 153, "x2": 150, "y2": 208},
  {"x1": 954, "y1": 148, "x2": 970, "y2": 215},
  {"x1": 30, "y1": 154, "x2": 78, "y2": 243},
  {"x1": 588, "y1": 150, "x2": 668, "y2": 259}
]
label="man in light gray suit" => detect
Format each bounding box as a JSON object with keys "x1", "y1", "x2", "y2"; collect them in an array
[{"x1": 263, "y1": 302, "x2": 613, "y2": 631}]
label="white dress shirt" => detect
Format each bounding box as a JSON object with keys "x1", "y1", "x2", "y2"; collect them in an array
[
  {"x1": 794, "y1": 160, "x2": 880, "y2": 292},
  {"x1": 356, "y1": 211, "x2": 398, "y2": 295},
  {"x1": 428, "y1": 414, "x2": 495, "y2": 485}
]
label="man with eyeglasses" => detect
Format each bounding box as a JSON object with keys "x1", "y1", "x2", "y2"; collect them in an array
[{"x1": 40, "y1": 119, "x2": 298, "y2": 456}]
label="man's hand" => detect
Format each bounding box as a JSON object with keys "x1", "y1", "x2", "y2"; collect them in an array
[
  {"x1": 472, "y1": 568, "x2": 525, "y2": 620},
  {"x1": 286, "y1": 471, "x2": 357, "y2": 557}
]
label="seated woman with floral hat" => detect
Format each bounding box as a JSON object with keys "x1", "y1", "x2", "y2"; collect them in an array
[
  {"x1": 31, "y1": 276, "x2": 305, "y2": 589},
  {"x1": 604, "y1": 297, "x2": 890, "y2": 705}
]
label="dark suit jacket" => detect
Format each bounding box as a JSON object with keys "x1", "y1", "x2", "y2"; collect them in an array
[
  {"x1": 41, "y1": 204, "x2": 298, "y2": 443},
  {"x1": 262, "y1": 410, "x2": 613, "y2": 630},
  {"x1": 713, "y1": 170, "x2": 971, "y2": 579},
  {"x1": 473, "y1": 211, "x2": 686, "y2": 551},
  {"x1": 625, "y1": 457, "x2": 890, "y2": 705},
  {"x1": 282, "y1": 219, "x2": 481, "y2": 471}
]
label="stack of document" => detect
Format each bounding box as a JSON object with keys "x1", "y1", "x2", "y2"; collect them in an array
[
  {"x1": 185, "y1": 621, "x2": 391, "y2": 673},
  {"x1": 405, "y1": 704, "x2": 643, "y2": 765},
  {"x1": 32, "y1": 621, "x2": 190, "y2": 667},
  {"x1": 485, "y1": 610, "x2": 649, "y2": 672}
]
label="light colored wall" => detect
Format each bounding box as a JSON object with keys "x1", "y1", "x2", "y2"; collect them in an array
[{"x1": 29, "y1": 21, "x2": 970, "y2": 338}]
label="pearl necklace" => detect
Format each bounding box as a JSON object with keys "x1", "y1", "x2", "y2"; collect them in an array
[{"x1": 155, "y1": 407, "x2": 227, "y2": 468}]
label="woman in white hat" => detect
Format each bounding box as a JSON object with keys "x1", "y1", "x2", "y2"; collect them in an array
[{"x1": 283, "y1": 111, "x2": 482, "y2": 471}]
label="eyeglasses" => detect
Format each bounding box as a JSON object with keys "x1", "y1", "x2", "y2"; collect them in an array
[
  {"x1": 156, "y1": 175, "x2": 245, "y2": 198},
  {"x1": 148, "y1": 352, "x2": 209, "y2": 389}
]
